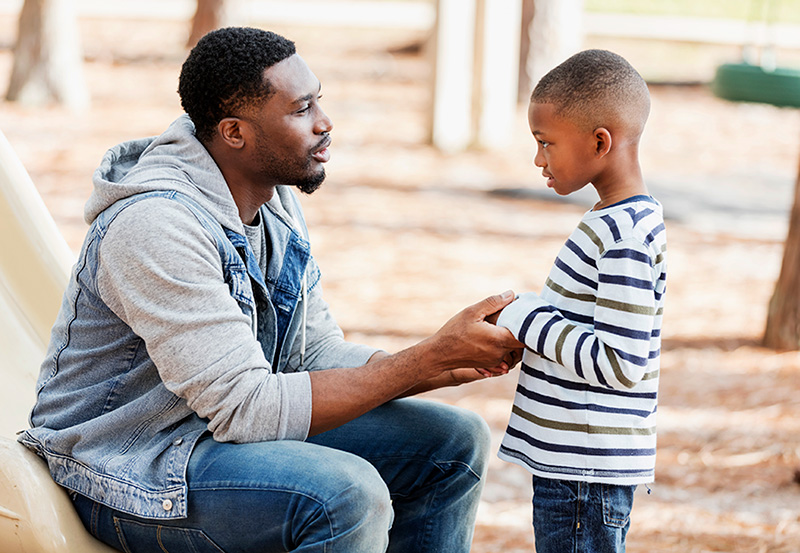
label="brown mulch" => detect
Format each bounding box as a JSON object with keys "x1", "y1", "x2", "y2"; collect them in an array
[{"x1": 1, "y1": 12, "x2": 799, "y2": 552}]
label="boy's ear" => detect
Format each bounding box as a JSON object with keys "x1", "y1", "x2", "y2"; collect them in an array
[
  {"x1": 217, "y1": 117, "x2": 246, "y2": 150},
  {"x1": 594, "y1": 127, "x2": 612, "y2": 158}
]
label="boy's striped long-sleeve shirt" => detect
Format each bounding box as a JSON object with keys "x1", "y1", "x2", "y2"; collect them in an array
[{"x1": 497, "y1": 196, "x2": 667, "y2": 484}]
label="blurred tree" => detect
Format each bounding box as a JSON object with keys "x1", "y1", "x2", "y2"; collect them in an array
[
  {"x1": 6, "y1": 0, "x2": 88, "y2": 110},
  {"x1": 763, "y1": 154, "x2": 800, "y2": 350},
  {"x1": 187, "y1": 0, "x2": 234, "y2": 48}
]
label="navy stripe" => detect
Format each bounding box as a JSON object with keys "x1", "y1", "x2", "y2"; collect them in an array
[
  {"x1": 557, "y1": 308, "x2": 594, "y2": 326},
  {"x1": 499, "y1": 445, "x2": 655, "y2": 478},
  {"x1": 506, "y1": 426, "x2": 656, "y2": 457},
  {"x1": 644, "y1": 223, "x2": 666, "y2": 247},
  {"x1": 595, "y1": 321, "x2": 651, "y2": 341},
  {"x1": 601, "y1": 215, "x2": 621, "y2": 242},
  {"x1": 625, "y1": 207, "x2": 654, "y2": 226},
  {"x1": 616, "y1": 348, "x2": 649, "y2": 366},
  {"x1": 590, "y1": 340, "x2": 610, "y2": 387},
  {"x1": 555, "y1": 258, "x2": 598, "y2": 290},
  {"x1": 538, "y1": 316, "x2": 559, "y2": 353},
  {"x1": 603, "y1": 248, "x2": 651, "y2": 264},
  {"x1": 515, "y1": 383, "x2": 655, "y2": 418},
  {"x1": 519, "y1": 306, "x2": 557, "y2": 344},
  {"x1": 599, "y1": 274, "x2": 653, "y2": 290},
  {"x1": 574, "y1": 332, "x2": 589, "y2": 379},
  {"x1": 565, "y1": 239, "x2": 597, "y2": 268},
  {"x1": 521, "y1": 363, "x2": 657, "y2": 400}
]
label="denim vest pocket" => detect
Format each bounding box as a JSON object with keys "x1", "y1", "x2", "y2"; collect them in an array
[{"x1": 113, "y1": 517, "x2": 227, "y2": 553}]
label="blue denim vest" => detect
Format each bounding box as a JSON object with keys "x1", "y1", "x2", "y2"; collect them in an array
[{"x1": 19, "y1": 189, "x2": 320, "y2": 519}]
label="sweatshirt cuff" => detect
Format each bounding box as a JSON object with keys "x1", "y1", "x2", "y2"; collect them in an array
[{"x1": 276, "y1": 372, "x2": 313, "y2": 441}]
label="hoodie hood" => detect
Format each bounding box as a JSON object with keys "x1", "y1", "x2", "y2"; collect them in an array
[{"x1": 86, "y1": 115, "x2": 244, "y2": 232}]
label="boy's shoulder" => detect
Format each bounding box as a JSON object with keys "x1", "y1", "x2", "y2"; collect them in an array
[{"x1": 576, "y1": 195, "x2": 665, "y2": 251}]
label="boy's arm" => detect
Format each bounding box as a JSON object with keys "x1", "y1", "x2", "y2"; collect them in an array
[{"x1": 497, "y1": 239, "x2": 662, "y2": 390}]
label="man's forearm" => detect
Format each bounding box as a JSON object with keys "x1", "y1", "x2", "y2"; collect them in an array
[
  {"x1": 306, "y1": 291, "x2": 522, "y2": 436},
  {"x1": 308, "y1": 338, "x2": 445, "y2": 435}
]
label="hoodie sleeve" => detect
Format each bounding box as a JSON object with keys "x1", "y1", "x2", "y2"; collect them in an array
[{"x1": 96, "y1": 198, "x2": 312, "y2": 442}]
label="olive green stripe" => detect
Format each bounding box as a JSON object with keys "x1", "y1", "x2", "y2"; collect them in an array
[
  {"x1": 578, "y1": 222, "x2": 605, "y2": 255},
  {"x1": 604, "y1": 344, "x2": 636, "y2": 389},
  {"x1": 596, "y1": 297, "x2": 656, "y2": 316},
  {"x1": 546, "y1": 278, "x2": 596, "y2": 303},
  {"x1": 642, "y1": 369, "x2": 659, "y2": 381},
  {"x1": 554, "y1": 324, "x2": 578, "y2": 365},
  {"x1": 512, "y1": 405, "x2": 656, "y2": 436}
]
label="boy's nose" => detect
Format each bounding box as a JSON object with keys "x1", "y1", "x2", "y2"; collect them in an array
[{"x1": 533, "y1": 150, "x2": 545, "y2": 168}]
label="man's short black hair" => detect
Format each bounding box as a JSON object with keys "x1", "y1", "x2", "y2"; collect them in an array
[{"x1": 178, "y1": 27, "x2": 296, "y2": 144}]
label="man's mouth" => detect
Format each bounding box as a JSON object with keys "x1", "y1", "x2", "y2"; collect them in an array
[{"x1": 311, "y1": 136, "x2": 332, "y2": 163}]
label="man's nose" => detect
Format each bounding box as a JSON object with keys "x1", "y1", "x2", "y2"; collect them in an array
[{"x1": 316, "y1": 109, "x2": 333, "y2": 134}]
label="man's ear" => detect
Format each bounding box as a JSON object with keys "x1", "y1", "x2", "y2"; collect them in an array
[
  {"x1": 217, "y1": 117, "x2": 246, "y2": 149},
  {"x1": 594, "y1": 127, "x2": 612, "y2": 158}
]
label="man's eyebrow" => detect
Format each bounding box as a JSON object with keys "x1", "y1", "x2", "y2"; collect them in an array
[{"x1": 292, "y1": 83, "x2": 322, "y2": 105}]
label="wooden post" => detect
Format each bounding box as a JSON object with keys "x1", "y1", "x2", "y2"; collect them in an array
[
  {"x1": 430, "y1": 0, "x2": 477, "y2": 152},
  {"x1": 763, "y1": 148, "x2": 800, "y2": 349},
  {"x1": 475, "y1": 0, "x2": 522, "y2": 149}
]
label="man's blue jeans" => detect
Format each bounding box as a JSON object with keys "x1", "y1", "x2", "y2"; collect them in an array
[
  {"x1": 72, "y1": 398, "x2": 491, "y2": 552},
  {"x1": 530, "y1": 475, "x2": 636, "y2": 553}
]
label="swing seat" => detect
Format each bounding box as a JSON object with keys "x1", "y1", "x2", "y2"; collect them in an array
[{"x1": 711, "y1": 62, "x2": 800, "y2": 108}]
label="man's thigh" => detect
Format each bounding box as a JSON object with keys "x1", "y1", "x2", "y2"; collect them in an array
[
  {"x1": 75, "y1": 437, "x2": 392, "y2": 553},
  {"x1": 307, "y1": 398, "x2": 491, "y2": 497}
]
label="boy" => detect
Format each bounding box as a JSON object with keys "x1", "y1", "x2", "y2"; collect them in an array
[{"x1": 494, "y1": 49, "x2": 667, "y2": 552}]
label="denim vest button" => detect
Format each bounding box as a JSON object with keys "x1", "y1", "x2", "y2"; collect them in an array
[
  {"x1": 172, "y1": 437, "x2": 183, "y2": 446},
  {"x1": 162, "y1": 499, "x2": 173, "y2": 511}
]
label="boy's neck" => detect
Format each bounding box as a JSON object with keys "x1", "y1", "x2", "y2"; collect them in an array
[{"x1": 590, "y1": 154, "x2": 647, "y2": 211}]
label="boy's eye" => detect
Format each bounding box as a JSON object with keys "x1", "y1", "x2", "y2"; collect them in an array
[{"x1": 539, "y1": 140, "x2": 549, "y2": 149}]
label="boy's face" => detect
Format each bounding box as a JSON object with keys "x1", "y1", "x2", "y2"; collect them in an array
[{"x1": 528, "y1": 102, "x2": 598, "y2": 196}]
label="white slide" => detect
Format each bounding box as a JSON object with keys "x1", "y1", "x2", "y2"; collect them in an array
[{"x1": 0, "y1": 130, "x2": 116, "y2": 553}]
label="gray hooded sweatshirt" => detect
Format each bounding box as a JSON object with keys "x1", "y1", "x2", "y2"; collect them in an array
[{"x1": 19, "y1": 115, "x2": 379, "y2": 519}]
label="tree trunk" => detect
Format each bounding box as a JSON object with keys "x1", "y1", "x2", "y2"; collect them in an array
[
  {"x1": 763, "y1": 151, "x2": 800, "y2": 350},
  {"x1": 6, "y1": 0, "x2": 88, "y2": 110},
  {"x1": 521, "y1": 0, "x2": 583, "y2": 95},
  {"x1": 187, "y1": 0, "x2": 233, "y2": 49}
]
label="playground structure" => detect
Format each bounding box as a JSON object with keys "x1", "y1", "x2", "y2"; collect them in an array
[{"x1": 0, "y1": 131, "x2": 114, "y2": 552}]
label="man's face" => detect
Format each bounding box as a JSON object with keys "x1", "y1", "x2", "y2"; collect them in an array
[
  {"x1": 528, "y1": 102, "x2": 597, "y2": 197},
  {"x1": 244, "y1": 54, "x2": 332, "y2": 194}
]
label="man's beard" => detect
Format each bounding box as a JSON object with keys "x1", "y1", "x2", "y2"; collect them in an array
[{"x1": 295, "y1": 167, "x2": 325, "y2": 195}]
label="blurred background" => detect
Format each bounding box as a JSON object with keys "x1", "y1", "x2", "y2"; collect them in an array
[{"x1": 1, "y1": 0, "x2": 799, "y2": 551}]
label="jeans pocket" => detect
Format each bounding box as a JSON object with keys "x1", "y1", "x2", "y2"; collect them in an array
[
  {"x1": 601, "y1": 484, "x2": 635, "y2": 529},
  {"x1": 113, "y1": 517, "x2": 227, "y2": 553}
]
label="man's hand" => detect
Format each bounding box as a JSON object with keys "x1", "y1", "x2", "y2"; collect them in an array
[
  {"x1": 308, "y1": 291, "x2": 525, "y2": 435},
  {"x1": 425, "y1": 290, "x2": 524, "y2": 373}
]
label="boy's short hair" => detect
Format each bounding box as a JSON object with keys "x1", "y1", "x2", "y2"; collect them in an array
[
  {"x1": 532, "y1": 49, "x2": 650, "y2": 136},
  {"x1": 178, "y1": 27, "x2": 296, "y2": 144}
]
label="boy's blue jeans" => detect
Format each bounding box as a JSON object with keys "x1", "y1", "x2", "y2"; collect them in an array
[
  {"x1": 72, "y1": 398, "x2": 490, "y2": 553},
  {"x1": 531, "y1": 475, "x2": 636, "y2": 553}
]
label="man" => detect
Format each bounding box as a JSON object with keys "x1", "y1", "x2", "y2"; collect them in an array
[{"x1": 19, "y1": 27, "x2": 521, "y2": 552}]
